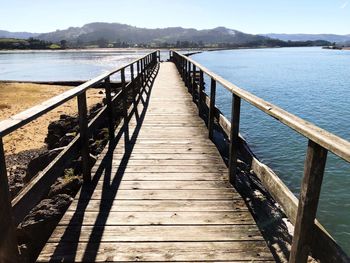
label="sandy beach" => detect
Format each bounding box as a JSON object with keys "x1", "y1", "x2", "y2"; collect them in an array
[{"x1": 0, "y1": 82, "x2": 104, "y2": 155}]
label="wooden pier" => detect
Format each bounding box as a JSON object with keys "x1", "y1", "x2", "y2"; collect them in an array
[
  {"x1": 0, "y1": 51, "x2": 349, "y2": 262},
  {"x1": 37, "y1": 62, "x2": 274, "y2": 262}
]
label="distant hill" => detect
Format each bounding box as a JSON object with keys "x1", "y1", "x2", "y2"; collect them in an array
[
  {"x1": 262, "y1": 33, "x2": 350, "y2": 43},
  {"x1": 0, "y1": 23, "x2": 334, "y2": 49},
  {"x1": 0, "y1": 30, "x2": 39, "y2": 39},
  {"x1": 36, "y1": 22, "x2": 268, "y2": 45}
]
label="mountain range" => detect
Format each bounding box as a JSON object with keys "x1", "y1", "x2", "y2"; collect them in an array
[
  {"x1": 36, "y1": 23, "x2": 267, "y2": 45},
  {"x1": 0, "y1": 30, "x2": 39, "y2": 39},
  {"x1": 1, "y1": 23, "x2": 348, "y2": 45},
  {"x1": 262, "y1": 33, "x2": 350, "y2": 43}
]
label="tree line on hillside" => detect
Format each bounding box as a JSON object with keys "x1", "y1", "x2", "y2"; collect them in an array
[{"x1": 0, "y1": 37, "x2": 331, "y2": 50}]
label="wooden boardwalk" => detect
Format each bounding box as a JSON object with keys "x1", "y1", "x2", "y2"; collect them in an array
[{"x1": 38, "y1": 62, "x2": 274, "y2": 262}]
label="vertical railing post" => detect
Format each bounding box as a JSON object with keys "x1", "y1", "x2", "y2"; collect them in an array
[
  {"x1": 137, "y1": 60, "x2": 141, "y2": 92},
  {"x1": 130, "y1": 64, "x2": 136, "y2": 106},
  {"x1": 229, "y1": 94, "x2": 241, "y2": 185},
  {"x1": 77, "y1": 91, "x2": 91, "y2": 182},
  {"x1": 141, "y1": 59, "x2": 144, "y2": 87},
  {"x1": 0, "y1": 138, "x2": 19, "y2": 262},
  {"x1": 182, "y1": 58, "x2": 185, "y2": 80},
  {"x1": 198, "y1": 70, "x2": 204, "y2": 116},
  {"x1": 208, "y1": 78, "x2": 216, "y2": 139},
  {"x1": 121, "y1": 68, "x2": 129, "y2": 144},
  {"x1": 184, "y1": 60, "x2": 187, "y2": 85},
  {"x1": 104, "y1": 77, "x2": 115, "y2": 140},
  {"x1": 289, "y1": 140, "x2": 328, "y2": 263},
  {"x1": 187, "y1": 61, "x2": 191, "y2": 90},
  {"x1": 192, "y1": 64, "x2": 196, "y2": 102}
]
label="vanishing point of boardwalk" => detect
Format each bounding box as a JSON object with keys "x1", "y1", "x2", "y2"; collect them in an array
[{"x1": 37, "y1": 62, "x2": 274, "y2": 262}]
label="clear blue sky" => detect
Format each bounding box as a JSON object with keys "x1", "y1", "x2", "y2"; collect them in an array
[{"x1": 1, "y1": 0, "x2": 349, "y2": 34}]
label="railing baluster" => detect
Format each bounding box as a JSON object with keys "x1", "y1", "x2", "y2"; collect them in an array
[
  {"x1": 142, "y1": 59, "x2": 145, "y2": 87},
  {"x1": 289, "y1": 140, "x2": 328, "y2": 263},
  {"x1": 121, "y1": 68, "x2": 129, "y2": 144},
  {"x1": 229, "y1": 94, "x2": 241, "y2": 185},
  {"x1": 0, "y1": 138, "x2": 19, "y2": 262},
  {"x1": 198, "y1": 70, "x2": 204, "y2": 116},
  {"x1": 187, "y1": 61, "x2": 191, "y2": 89},
  {"x1": 208, "y1": 78, "x2": 216, "y2": 139},
  {"x1": 192, "y1": 64, "x2": 196, "y2": 102},
  {"x1": 77, "y1": 91, "x2": 91, "y2": 183},
  {"x1": 184, "y1": 60, "x2": 187, "y2": 85},
  {"x1": 137, "y1": 60, "x2": 141, "y2": 93},
  {"x1": 104, "y1": 77, "x2": 114, "y2": 140},
  {"x1": 130, "y1": 64, "x2": 136, "y2": 106}
]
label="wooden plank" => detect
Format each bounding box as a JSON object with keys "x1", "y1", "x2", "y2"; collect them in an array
[
  {"x1": 77, "y1": 189, "x2": 240, "y2": 200},
  {"x1": 93, "y1": 180, "x2": 233, "y2": 190},
  {"x1": 49, "y1": 225, "x2": 264, "y2": 242},
  {"x1": 38, "y1": 241, "x2": 273, "y2": 262},
  {"x1": 112, "y1": 153, "x2": 222, "y2": 160},
  {"x1": 94, "y1": 159, "x2": 226, "y2": 166},
  {"x1": 67, "y1": 199, "x2": 249, "y2": 212},
  {"x1": 59, "y1": 211, "x2": 255, "y2": 226},
  {"x1": 98, "y1": 172, "x2": 228, "y2": 181},
  {"x1": 91, "y1": 165, "x2": 227, "y2": 173}
]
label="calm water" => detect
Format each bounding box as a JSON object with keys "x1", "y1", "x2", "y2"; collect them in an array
[
  {"x1": 0, "y1": 49, "x2": 170, "y2": 81},
  {"x1": 193, "y1": 47, "x2": 350, "y2": 253},
  {"x1": 0, "y1": 47, "x2": 349, "y2": 253}
]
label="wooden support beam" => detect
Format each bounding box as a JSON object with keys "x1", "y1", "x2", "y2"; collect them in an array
[
  {"x1": 121, "y1": 68, "x2": 129, "y2": 144},
  {"x1": 208, "y1": 78, "x2": 216, "y2": 140},
  {"x1": 289, "y1": 140, "x2": 328, "y2": 263},
  {"x1": 0, "y1": 138, "x2": 19, "y2": 262},
  {"x1": 104, "y1": 77, "x2": 114, "y2": 140},
  {"x1": 77, "y1": 92, "x2": 91, "y2": 183},
  {"x1": 229, "y1": 94, "x2": 241, "y2": 185}
]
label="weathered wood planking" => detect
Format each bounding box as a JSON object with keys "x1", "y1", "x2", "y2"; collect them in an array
[{"x1": 38, "y1": 62, "x2": 273, "y2": 262}]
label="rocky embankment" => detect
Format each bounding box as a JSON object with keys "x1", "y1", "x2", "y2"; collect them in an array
[{"x1": 8, "y1": 90, "x2": 127, "y2": 262}]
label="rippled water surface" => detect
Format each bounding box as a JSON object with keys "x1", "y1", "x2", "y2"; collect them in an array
[
  {"x1": 193, "y1": 47, "x2": 350, "y2": 253},
  {"x1": 0, "y1": 47, "x2": 349, "y2": 253}
]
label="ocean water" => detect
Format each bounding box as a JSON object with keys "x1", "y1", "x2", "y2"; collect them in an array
[
  {"x1": 0, "y1": 49, "x2": 170, "y2": 81},
  {"x1": 192, "y1": 47, "x2": 350, "y2": 253},
  {"x1": 0, "y1": 47, "x2": 349, "y2": 253}
]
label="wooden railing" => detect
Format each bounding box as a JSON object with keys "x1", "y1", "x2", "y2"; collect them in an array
[
  {"x1": 0, "y1": 50, "x2": 160, "y2": 262},
  {"x1": 170, "y1": 50, "x2": 350, "y2": 263}
]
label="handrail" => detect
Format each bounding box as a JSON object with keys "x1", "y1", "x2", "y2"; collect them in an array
[
  {"x1": 0, "y1": 50, "x2": 160, "y2": 262},
  {"x1": 170, "y1": 50, "x2": 349, "y2": 263},
  {"x1": 173, "y1": 51, "x2": 350, "y2": 163},
  {"x1": 0, "y1": 52, "x2": 158, "y2": 138}
]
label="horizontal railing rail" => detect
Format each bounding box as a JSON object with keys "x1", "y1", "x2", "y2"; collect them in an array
[
  {"x1": 0, "y1": 50, "x2": 160, "y2": 262},
  {"x1": 170, "y1": 50, "x2": 350, "y2": 263}
]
